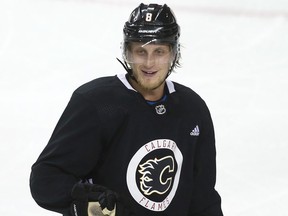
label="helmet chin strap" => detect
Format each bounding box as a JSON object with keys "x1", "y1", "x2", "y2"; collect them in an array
[{"x1": 116, "y1": 58, "x2": 137, "y2": 82}]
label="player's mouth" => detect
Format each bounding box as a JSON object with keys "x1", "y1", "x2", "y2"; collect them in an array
[{"x1": 142, "y1": 70, "x2": 157, "y2": 76}]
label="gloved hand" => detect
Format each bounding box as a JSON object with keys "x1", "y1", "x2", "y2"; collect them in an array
[
  {"x1": 70, "y1": 182, "x2": 134, "y2": 216},
  {"x1": 71, "y1": 183, "x2": 116, "y2": 216}
]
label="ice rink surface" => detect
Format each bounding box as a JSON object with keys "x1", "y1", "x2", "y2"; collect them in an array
[{"x1": 0, "y1": 0, "x2": 288, "y2": 215}]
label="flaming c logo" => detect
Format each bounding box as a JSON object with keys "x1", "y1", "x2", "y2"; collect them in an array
[
  {"x1": 139, "y1": 156, "x2": 174, "y2": 196},
  {"x1": 127, "y1": 139, "x2": 183, "y2": 212}
]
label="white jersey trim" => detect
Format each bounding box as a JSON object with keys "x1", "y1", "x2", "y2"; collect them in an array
[
  {"x1": 117, "y1": 73, "x2": 137, "y2": 92},
  {"x1": 166, "y1": 80, "x2": 176, "y2": 94},
  {"x1": 117, "y1": 73, "x2": 176, "y2": 94}
]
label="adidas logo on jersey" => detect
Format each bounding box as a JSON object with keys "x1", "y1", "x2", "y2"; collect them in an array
[{"x1": 190, "y1": 125, "x2": 200, "y2": 136}]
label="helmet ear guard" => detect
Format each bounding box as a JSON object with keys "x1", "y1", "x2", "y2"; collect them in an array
[{"x1": 118, "y1": 3, "x2": 181, "y2": 76}]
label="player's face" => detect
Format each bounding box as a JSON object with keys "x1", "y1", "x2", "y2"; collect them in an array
[{"x1": 126, "y1": 42, "x2": 174, "y2": 92}]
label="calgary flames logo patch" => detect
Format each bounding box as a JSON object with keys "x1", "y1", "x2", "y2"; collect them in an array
[
  {"x1": 127, "y1": 139, "x2": 183, "y2": 212},
  {"x1": 138, "y1": 156, "x2": 175, "y2": 196}
]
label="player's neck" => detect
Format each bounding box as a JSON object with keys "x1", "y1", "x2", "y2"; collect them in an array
[{"x1": 140, "y1": 87, "x2": 165, "y2": 101}]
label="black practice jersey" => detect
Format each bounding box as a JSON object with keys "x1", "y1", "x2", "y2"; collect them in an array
[{"x1": 30, "y1": 74, "x2": 223, "y2": 215}]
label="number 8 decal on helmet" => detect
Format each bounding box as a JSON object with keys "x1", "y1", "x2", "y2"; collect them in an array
[{"x1": 145, "y1": 13, "x2": 152, "y2": 22}]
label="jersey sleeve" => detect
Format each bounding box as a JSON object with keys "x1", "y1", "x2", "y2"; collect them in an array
[
  {"x1": 30, "y1": 92, "x2": 106, "y2": 215},
  {"x1": 188, "y1": 102, "x2": 223, "y2": 216}
]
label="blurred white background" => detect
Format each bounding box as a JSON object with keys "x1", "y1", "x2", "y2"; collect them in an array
[{"x1": 0, "y1": 0, "x2": 288, "y2": 215}]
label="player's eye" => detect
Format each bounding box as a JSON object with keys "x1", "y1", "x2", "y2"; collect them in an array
[
  {"x1": 154, "y1": 48, "x2": 168, "y2": 56},
  {"x1": 135, "y1": 48, "x2": 146, "y2": 56}
]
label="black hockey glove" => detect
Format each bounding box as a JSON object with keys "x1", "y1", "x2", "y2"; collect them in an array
[{"x1": 70, "y1": 182, "x2": 135, "y2": 216}]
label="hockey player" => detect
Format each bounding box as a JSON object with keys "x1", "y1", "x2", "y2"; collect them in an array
[{"x1": 30, "y1": 3, "x2": 223, "y2": 216}]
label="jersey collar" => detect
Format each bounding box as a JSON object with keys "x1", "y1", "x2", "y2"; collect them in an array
[{"x1": 117, "y1": 73, "x2": 176, "y2": 94}]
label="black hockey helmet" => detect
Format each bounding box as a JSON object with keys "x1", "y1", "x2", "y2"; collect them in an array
[
  {"x1": 123, "y1": 3, "x2": 180, "y2": 45},
  {"x1": 117, "y1": 3, "x2": 181, "y2": 77}
]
